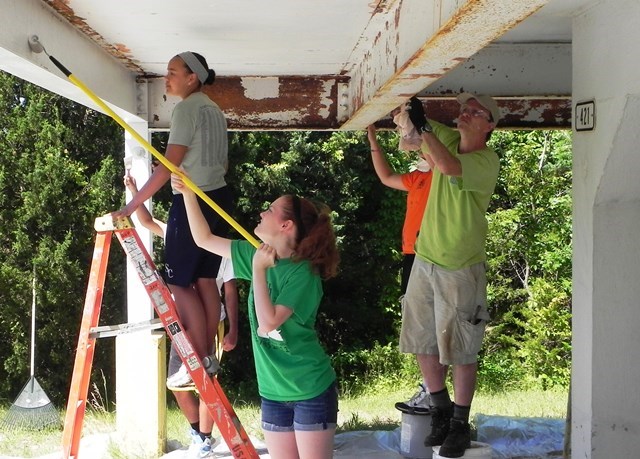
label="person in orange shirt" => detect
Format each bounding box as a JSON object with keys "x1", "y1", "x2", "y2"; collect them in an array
[
  {"x1": 366, "y1": 124, "x2": 433, "y2": 295},
  {"x1": 367, "y1": 122, "x2": 438, "y2": 416}
]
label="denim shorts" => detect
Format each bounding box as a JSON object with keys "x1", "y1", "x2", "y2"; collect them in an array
[{"x1": 261, "y1": 381, "x2": 339, "y2": 432}]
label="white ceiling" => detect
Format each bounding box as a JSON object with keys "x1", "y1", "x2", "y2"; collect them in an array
[
  {"x1": 60, "y1": 0, "x2": 581, "y2": 76},
  {"x1": 1, "y1": 0, "x2": 595, "y2": 129}
]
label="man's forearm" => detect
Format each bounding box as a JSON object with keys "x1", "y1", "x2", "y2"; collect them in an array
[{"x1": 421, "y1": 132, "x2": 462, "y2": 176}]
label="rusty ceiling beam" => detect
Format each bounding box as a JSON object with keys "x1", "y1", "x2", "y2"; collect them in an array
[
  {"x1": 375, "y1": 97, "x2": 572, "y2": 130},
  {"x1": 42, "y1": 0, "x2": 143, "y2": 72},
  {"x1": 147, "y1": 76, "x2": 349, "y2": 130},
  {"x1": 147, "y1": 75, "x2": 570, "y2": 130},
  {"x1": 343, "y1": 0, "x2": 551, "y2": 130}
]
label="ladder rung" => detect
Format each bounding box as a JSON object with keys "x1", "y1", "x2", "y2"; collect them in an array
[{"x1": 89, "y1": 318, "x2": 163, "y2": 339}]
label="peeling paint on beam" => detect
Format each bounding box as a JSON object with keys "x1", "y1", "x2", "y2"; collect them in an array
[
  {"x1": 374, "y1": 98, "x2": 571, "y2": 130},
  {"x1": 345, "y1": 0, "x2": 550, "y2": 129},
  {"x1": 41, "y1": 0, "x2": 144, "y2": 72},
  {"x1": 196, "y1": 76, "x2": 348, "y2": 130},
  {"x1": 497, "y1": 98, "x2": 571, "y2": 129},
  {"x1": 396, "y1": 0, "x2": 550, "y2": 91}
]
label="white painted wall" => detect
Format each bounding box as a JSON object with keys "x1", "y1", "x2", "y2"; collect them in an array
[{"x1": 572, "y1": 1, "x2": 640, "y2": 456}]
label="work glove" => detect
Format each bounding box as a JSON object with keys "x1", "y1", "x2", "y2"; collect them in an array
[{"x1": 408, "y1": 97, "x2": 433, "y2": 133}]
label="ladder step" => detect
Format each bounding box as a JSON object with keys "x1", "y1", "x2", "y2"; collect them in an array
[{"x1": 89, "y1": 318, "x2": 163, "y2": 339}]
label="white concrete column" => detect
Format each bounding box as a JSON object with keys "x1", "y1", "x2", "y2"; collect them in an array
[
  {"x1": 115, "y1": 331, "x2": 166, "y2": 457},
  {"x1": 117, "y1": 120, "x2": 168, "y2": 455},
  {"x1": 124, "y1": 120, "x2": 155, "y2": 323},
  {"x1": 572, "y1": 1, "x2": 640, "y2": 457}
]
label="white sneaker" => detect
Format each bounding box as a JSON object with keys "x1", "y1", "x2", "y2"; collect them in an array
[
  {"x1": 199, "y1": 436, "x2": 220, "y2": 458},
  {"x1": 394, "y1": 383, "x2": 431, "y2": 415},
  {"x1": 166, "y1": 363, "x2": 193, "y2": 389},
  {"x1": 187, "y1": 428, "x2": 203, "y2": 456}
]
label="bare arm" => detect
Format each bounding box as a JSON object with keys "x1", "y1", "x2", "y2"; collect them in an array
[
  {"x1": 113, "y1": 144, "x2": 188, "y2": 217},
  {"x1": 252, "y1": 244, "x2": 294, "y2": 334},
  {"x1": 420, "y1": 131, "x2": 462, "y2": 176},
  {"x1": 407, "y1": 97, "x2": 461, "y2": 176},
  {"x1": 367, "y1": 125, "x2": 407, "y2": 191},
  {"x1": 422, "y1": 150, "x2": 436, "y2": 169},
  {"x1": 171, "y1": 172, "x2": 232, "y2": 259},
  {"x1": 124, "y1": 175, "x2": 166, "y2": 238}
]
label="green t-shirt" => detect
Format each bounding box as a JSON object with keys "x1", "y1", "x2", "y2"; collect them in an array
[
  {"x1": 231, "y1": 240, "x2": 336, "y2": 401},
  {"x1": 168, "y1": 92, "x2": 228, "y2": 193},
  {"x1": 415, "y1": 121, "x2": 500, "y2": 270}
]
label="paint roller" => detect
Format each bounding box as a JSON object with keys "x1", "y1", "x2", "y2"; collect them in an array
[{"x1": 28, "y1": 35, "x2": 260, "y2": 247}]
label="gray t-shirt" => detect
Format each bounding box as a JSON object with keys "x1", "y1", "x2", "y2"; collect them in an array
[{"x1": 168, "y1": 92, "x2": 228, "y2": 193}]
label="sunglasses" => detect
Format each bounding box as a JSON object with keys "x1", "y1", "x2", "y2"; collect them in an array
[{"x1": 459, "y1": 104, "x2": 492, "y2": 122}]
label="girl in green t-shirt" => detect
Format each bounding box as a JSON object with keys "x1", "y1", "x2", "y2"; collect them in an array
[{"x1": 172, "y1": 172, "x2": 340, "y2": 459}]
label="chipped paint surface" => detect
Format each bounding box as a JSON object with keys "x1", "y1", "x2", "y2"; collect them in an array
[
  {"x1": 42, "y1": 0, "x2": 144, "y2": 72},
  {"x1": 344, "y1": 0, "x2": 550, "y2": 129},
  {"x1": 30, "y1": 0, "x2": 574, "y2": 130},
  {"x1": 372, "y1": 98, "x2": 571, "y2": 130},
  {"x1": 179, "y1": 76, "x2": 348, "y2": 130},
  {"x1": 240, "y1": 77, "x2": 280, "y2": 100}
]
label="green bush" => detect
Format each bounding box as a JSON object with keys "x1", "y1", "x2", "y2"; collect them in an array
[
  {"x1": 332, "y1": 342, "x2": 420, "y2": 395},
  {"x1": 515, "y1": 278, "x2": 572, "y2": 389}
]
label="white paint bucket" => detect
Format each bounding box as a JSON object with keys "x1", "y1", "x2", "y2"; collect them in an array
[
  {"x1": 432, "y1": 441, "x2": 493, "y2": 459},
  {"x1": 400, "y1": 412, "x2": 433, "y2": 459}
]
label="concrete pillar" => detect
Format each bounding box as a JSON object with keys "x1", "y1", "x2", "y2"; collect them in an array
[
  {"x1": 116, "y1": 120, "x2": 168, "y2": 455},
  {"x1": 572, "y1": 1, "x2": 640, "y2": 457},
  {"x1": 115, "y1": 331, "x2": 167, "y2": 457},
  {"x1": 124, "y1": 120, "x2": 154, "y2": 324}
]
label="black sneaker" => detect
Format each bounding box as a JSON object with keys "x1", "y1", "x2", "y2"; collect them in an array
[
  {"x1": 437, "y1": 418, "x2": 471, "y2": 458},
  {"x1": 424, "y1": 404, "x2": 453, "y2": 446},
  {"x1": 395, "y1": 383, "x2": 431, "y2": 415}
]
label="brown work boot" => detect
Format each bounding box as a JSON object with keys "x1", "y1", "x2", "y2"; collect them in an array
[
  {"x1": 424, "y1": 404, "x2": 453, "y2": 446},
  {"x1": 438, "y1": 418, "x2": 471, "y2": 458}
]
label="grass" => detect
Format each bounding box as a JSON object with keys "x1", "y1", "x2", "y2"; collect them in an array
[{"x1": 0, "y1": 385, "x2": 567, "y2": 458}]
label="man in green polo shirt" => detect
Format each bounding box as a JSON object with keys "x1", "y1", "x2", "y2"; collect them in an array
[{"x1": 399, "y1": 93, "x2": 500, "y2": 458}]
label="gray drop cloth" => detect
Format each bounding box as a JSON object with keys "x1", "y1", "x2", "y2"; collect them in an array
[{"x1": 1, "y1": 414, "x2": 565, "y2": 458}]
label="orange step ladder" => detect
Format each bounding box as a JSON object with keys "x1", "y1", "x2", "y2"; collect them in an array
[{"x1": 62, "y1": 215, "x2": 259, "y2": 459}]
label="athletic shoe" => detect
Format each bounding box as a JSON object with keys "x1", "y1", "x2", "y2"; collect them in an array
[
  {"x1": 166, "y1": 363, "x2": 193, "y2": 389},
  {"x1": 424, "y1": 404, "x2": 453, "y2": 446},
  {"x1": 199, "y1": 436, "x2": 220, "y2": 458},
  {"x1": 437, "y1": 419, "x2": 471, "y2": 458},
  {"x1": 187, "y1": 428, "x2": 204, "y2": 456},
  {"x1": 167, "y1": 378, "x2": 196, "y2": 391},
  {"x1": 395, "y1": 383, "x2": 431, "y2": 415}
]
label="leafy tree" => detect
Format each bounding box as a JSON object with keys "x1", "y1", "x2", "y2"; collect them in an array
[
  {"x1": 481, "y1": 130, "x2": 573, "y2": 390},
  {"x1": 0, "y1": 71, "x2": 125, "y2": 405}
]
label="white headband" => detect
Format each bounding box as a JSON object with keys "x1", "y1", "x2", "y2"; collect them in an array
[{"x1": 178, "y1": 52, "x2": 208, "y2": 84}]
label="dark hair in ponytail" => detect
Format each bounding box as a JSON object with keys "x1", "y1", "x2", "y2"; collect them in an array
[{"x1": 282, "y1": 195, "x2": 340, "y2": 279}]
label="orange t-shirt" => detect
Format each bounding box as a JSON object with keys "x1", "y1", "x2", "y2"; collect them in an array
[{"x1": 400, "y1": 170, "x2": 433, "y2": 254}]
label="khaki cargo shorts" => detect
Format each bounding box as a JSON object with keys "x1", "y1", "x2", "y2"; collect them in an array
[{"x1": 399, "y1": 258, "x2": 490, "y2": 365}]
